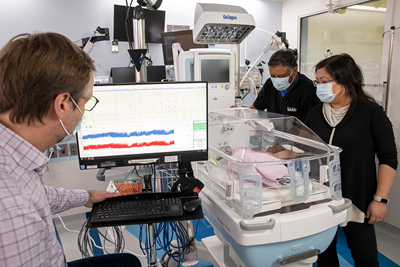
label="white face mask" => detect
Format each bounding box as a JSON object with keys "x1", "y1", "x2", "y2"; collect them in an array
[
  {"x1": 271, "y1": 70, "x2": 294, "y2": 91},
  {"x1": 59, "y1": 96, "x2": 84, "y2": 141},
  {"x1": 316, "y1": 82, "x2": 343, "y2": 103}
]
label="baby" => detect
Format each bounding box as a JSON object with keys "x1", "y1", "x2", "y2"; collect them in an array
[{"x1": 227, "y1": 148, "x2": 291, "y2": 188}]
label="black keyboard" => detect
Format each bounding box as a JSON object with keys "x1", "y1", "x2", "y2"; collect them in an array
[{"x1": 90, "y1": 197, "x2": 183, "y2": 224}]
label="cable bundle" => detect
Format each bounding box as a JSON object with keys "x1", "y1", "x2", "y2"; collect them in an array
[
  {"x1": 71, "y1": 215, "x2": 201, "y2": 266},
  {"x1": 155, "y1": 220, "x2": 201, "y2": 267},
  {"x1": 77, "y1": 219, "x2": 126, "y2": 258}
]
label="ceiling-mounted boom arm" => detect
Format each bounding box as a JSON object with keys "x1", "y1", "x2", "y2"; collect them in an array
[
  {"x1": 275, "y1": 31, "x2": 289, "y2": 49},
  {"x1": 137, "y1": 0, "x2": 162, "y2": 10},
  {"x1": 240, "y1": 31, "x2": 288, "y2": 87},
  {"x1": 82, "y1": 26, "x2": 110, "y2": 54}
]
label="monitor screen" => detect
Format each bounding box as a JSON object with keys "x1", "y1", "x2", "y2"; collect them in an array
[
  {"x1": 161, "y1": 30, "x2": 208, "y2": 65},
  {"x1": 114, "y1": 4, "x2": 165, "y2": 43},
  {"x1": 110, "y1": 66, "x2": 166, "y2": 83},
  {"x1": 77, "y1": 82, "x2": 208, "y2": 169},
  {"x1": 201, "y1": 59, "x2": 230, "y2": 83}
]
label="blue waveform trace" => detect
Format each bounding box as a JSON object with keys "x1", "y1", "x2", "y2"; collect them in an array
[{"x1": 82, "y1": 129, "x2": 174, "y2": 140}]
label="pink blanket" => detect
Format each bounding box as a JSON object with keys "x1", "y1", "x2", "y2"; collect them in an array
[{"x1": 228, "y1": 148, "x2": 288, "y2": 188}]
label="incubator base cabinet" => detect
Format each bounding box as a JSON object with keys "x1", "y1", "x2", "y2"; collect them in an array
[{"x1": 193, "y1": 108, "x2": 351, "y2": 267}]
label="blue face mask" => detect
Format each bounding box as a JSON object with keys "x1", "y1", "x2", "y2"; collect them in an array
[
  {"x1": 270, "y1": 70, "x2": 294, "y2": 91},
  {"x1": 59, "y1": 96, "x2": 85, "y2": 141},
  {"x1": 316, "y1": 83, "x2": 343, "y2": 103},
  {"x1": 72, "y1": 111, "x2": 85, "y2": 135}
]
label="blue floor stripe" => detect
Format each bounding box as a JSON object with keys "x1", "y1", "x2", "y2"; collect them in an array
[
  {"x1": 338, "y1": 254, "x2": 354, "y2": 267},
  {"x1": 378, "y1": 254, "x2": 400, "y2": 267},
  {"x1": 193, "y1": 219, "x2": 215, "y2": 240},
  {"x1": 336, "y1": 227, "x2": 354, "y2": 265}
]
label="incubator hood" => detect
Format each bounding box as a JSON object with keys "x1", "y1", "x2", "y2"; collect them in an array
[{"x1": 195, "y1": 108, "x2": 344, "y2": 220}]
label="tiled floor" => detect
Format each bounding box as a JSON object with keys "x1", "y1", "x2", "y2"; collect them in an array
[{"x1": 55, "y1": 213, "x2": 400, "y2": 267}]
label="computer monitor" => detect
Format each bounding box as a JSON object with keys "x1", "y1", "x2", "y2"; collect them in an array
[
  {"x1": 76, "y1": 81, "x2": 208, "y2": 170},
  {"x1": 161, "y1": 30, "x2": 208, "y2": 65},
  {"x1": 110, "y1": 66, "x2": 166, "y2": 83},
  {"x1": 114, "y1": 4, "x2": 166, "y2": 43}
]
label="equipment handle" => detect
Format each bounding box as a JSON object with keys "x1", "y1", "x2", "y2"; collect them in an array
[
  {"x1": 239, "y1": 218, "x2": 275, "y2": 231},
  {"x1": 328, "y1": 198, "x2": 352, "y2": 214}
]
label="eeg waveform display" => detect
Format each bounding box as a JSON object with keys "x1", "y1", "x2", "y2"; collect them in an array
[
  {"x1": 82, "y1": 129, "x2": 175, "y2": 151},
  {"x1": 82, "y1": 129, "x2": 175, "y2": 140},
  {"x1": 79, "y1": 121, "x2": 193, "y2": 158},
  {"x1": 83, "y1": 140, "x2": 175, "y2": 150},
  {"x1": 76, "y1": 82, "x2": 207, "y2": 167}
]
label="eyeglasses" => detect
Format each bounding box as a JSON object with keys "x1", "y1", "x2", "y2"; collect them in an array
[
  {"x1": 84, "y1": 96, "x2": 99, "y2": 111},
  {"x1": 313, "y1": 78, "x2": 335, "y2": 87}
]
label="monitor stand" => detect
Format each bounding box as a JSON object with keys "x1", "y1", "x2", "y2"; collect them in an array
[{"x1": 96, "y1": 166, "x2": 152, "y2": 181}]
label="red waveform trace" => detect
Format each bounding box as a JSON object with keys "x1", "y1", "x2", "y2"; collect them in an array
[{"x1": 84, "y1": 140, "x2": 175, "y2": 150}]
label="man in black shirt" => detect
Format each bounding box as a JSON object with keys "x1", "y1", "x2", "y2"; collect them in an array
[{"x1": 251, "y1": 50, "x2": 319, "y2": 122}]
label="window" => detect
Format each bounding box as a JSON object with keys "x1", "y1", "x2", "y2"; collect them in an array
[{"x1": 300, "y1": 0, "x2": 387, "y2": 105}]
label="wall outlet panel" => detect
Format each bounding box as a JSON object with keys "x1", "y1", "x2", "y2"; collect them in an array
[
  {"x1": 253, "y1": 73, "x2": 260, "y2": 82},
  {"x1": 69, "y1": 143, "x2": 78, "y2": 156},
  {"x1": 50, "y1": 145, "x2": 58, "y2": 158},
  {"x1": 111, "y1": 40, "x2": 119, "y2": 52},
  {"x1": 58, "y1": 143, "x2": 69, "y2": 157}
]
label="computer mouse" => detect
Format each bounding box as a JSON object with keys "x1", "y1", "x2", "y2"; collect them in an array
[{"x1": 183, "y1": 198, "x2": 202, "y2": 212}]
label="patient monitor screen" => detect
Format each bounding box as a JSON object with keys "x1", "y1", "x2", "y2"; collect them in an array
[
  {"x1": 201, "y1": 59, "x2": 229, "y2": 83},
  {"x1": 161, "y1": 30, "x2": 208, "y2": 65},
  {"x1": 76, "y1": 82, "x2": 208, "y2": 169}
]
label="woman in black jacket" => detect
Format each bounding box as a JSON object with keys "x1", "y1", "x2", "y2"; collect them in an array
[{"x1": 304, "y1": 54, "x2": 397, "y2": 267}]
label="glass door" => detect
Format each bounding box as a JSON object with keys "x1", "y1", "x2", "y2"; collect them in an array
[{"x1": 299, "y1": 0, "x2": 387, "y2": 106}]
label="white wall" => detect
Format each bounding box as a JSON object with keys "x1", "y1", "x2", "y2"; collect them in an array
[
  {"x1": 283, "y1": 0, "x2": 400, "y2": 228},
  {"x1": 0, "y1": 0, "x2": 282, "y2": 78}
]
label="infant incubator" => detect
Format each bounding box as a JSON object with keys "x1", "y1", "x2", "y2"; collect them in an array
[{"x1": 193, "y1": 108, "x2": 351, "y2": 267}]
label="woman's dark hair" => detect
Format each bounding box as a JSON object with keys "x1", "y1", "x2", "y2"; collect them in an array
[{"x1": 315, "y1": 53, "x2": 375, "y2": 104}]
